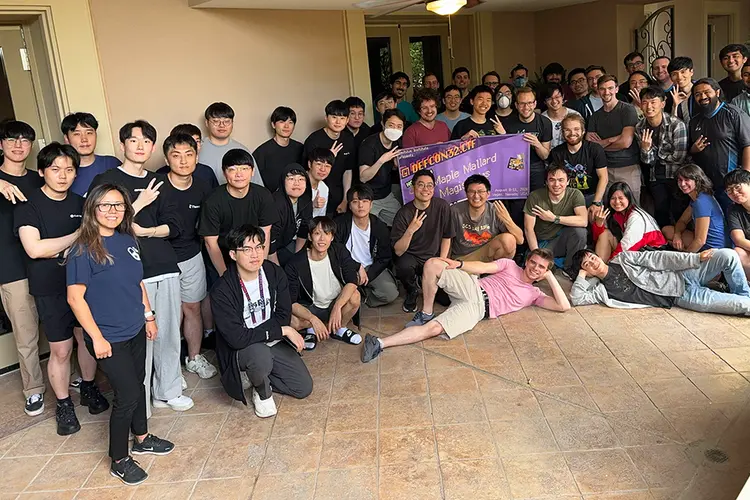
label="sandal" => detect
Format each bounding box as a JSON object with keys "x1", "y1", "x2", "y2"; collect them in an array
[
  {"x1": 302, "y1": 333, "x2": 317, "y2": 351},
  {"x1": 330, "y1": 328, "x2": 362, "y2": 345}
]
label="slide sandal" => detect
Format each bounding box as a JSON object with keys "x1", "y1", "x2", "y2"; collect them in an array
[
  {"x1": 302, "y1": 333, "x2": 317, "y2": 351},
  {"x1": 330, "y1": 328, "x2": 362, "y2": 345}
]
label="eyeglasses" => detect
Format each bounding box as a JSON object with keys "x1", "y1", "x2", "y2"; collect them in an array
[
  {"x1": 234, "y1": 244, "x2": 265, "y2": 255},
  {"x1": 484, "y1": 81, "x2": 500, "y2": 88},
  {"x1": 96, "y1": 203, "x2": 127, "y2": 213},
  {"x1": 3, "y1": 138, "x2": 31, "y2": 146},
  {"x1": 225, "y1": 166, "x2": 252, "y2": 174},
  {"x1": 726, "y1": 185, "x2": 744, "y2": 194},
  {"x1": 570, "y1": 77, "x2": 587, "y2": 85},
  {"x1": 626, "y1": 61, "x2": 644, "y2": 69},
  {"x1": 415, "y1": 182, "x2": 435, "y2": 189},
  {"x1": 467, "y1": 189, "x2": 488, "y2": 196},
  {"x1": 209, "y1": 118, "x2": 232, "y2": 127},
  {"x1": 517, "y1": 101, "x2": 536, "y2": 107}
]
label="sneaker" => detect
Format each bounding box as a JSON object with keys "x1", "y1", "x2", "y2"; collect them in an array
[
  {"x1": 361, "y1": 334, "x2": 383, "y2": 363},
  {"x1": 402, "y1": 289, "x2": 419, "y2": 313},
  {"x1": 69, "y1": 377, "x2": 83, "y2": 393},
  {"x1": 110, "y1": 456, "x2": 148, "y2": 486},
  {"x1": 181, "y1": 375, "x2": 188, "y2": 391},
  {"x1": 56, "y1": 399, "x2": 81, "y2": 436},
  {"x1": 80, "y1": 382, "x2": 110, "y2": 415},
  {"x1": 24, "y1": 393, "x2": 44, "y2": 416},
  {"x1": 251, "y1": 388, "x2": 277, "y2": 418},
  {"x1": 240, "y1": 371, "x2": 251, "y2": 391},
  {"x1": 406, "y1": 311, "x2": 435, "y2": 328},
  {"x1": 131, "y1": 433, "x2": 175, "y2": 456},
  {"x1": 185, "y1": 353, "x2": 218, "y2": 379},
  {"x1": 152, "y1": 395, "x2": 194, "y2": 412}
]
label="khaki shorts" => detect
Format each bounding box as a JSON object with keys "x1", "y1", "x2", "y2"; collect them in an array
[
  {"x1": 457, "y1": 243, "x2": 492, "y2": 263},
  {"x1": 433, "y1": 269, "x2": 486, "y2": 339}
]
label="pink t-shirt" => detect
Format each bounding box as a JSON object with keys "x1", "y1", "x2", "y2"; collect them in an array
[
  {"x1": 478, "y1": 259, "x2": 547, "y2": 317},
  {"x1": 402, "y1": 120, "x2": 451, "y2": 148}
]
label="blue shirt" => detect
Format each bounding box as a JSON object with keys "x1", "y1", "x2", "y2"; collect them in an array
[
  {"x1": 66, "y1": 232, "x2": 144, "y2": 342},
  {"x1": 71, "y1": 155, "x2": 121, "y2": 196},
  {"x1": 690, "y1": 192, "x2": 726, "y2": 250},
  {"x1": 396, "y1": 100, "x2": 419, "y2": 124}
]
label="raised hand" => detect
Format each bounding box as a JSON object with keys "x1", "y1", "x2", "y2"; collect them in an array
[
  {"x1": 691, "y1": 135, "x2": 710, "y2": 154},
  {"x1": 406, "y1": 210, "x2": 427, "y2": 235},
  {"x1": 594, "y1": 206, "x2": 610, "y2": 227},
  {"x1": 671, "y1": 87, "x2": 687, "y2": 106},
  {"x1": 313, "y1": 192, "x2": 326, "y2": 209},
  {"x1": 640, "y1": 128, "x2": 653, "y2": 151},
  {"x1": 493, "y1": 200, "x2": 512, "y2": 224},
  {"x1": 522, "y1": 133, "x2": 542, "y2": 149},
  {"x1": 489, "y1": 116, "x2": 506, "y2": 135},
  {"x1": 0, "y1": 179, "x2": 26, "y2": 204},
  {"x1": 531, "y1": 205, "x2": 556, "y2": 222},
  {"x1": 629, "y1": 88, "x2": 642, "y2": 106},
  {"x1": 379, "y1": 146, "x2": 399, "y2": 164},
  {"x1": 461, "y1": 129, "x2": 480, "y2": 141},
  {"x1": 133, "y1": 178, "x2": 163, "y2": 213},
  {"x1": 330, "y1": 141, "x2": 344, "y2": 157}
]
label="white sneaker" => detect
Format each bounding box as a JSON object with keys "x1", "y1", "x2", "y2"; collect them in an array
[
  {"x1": 185, "y1": 354, "x2": 218, "y2": 379},
  {"x1": 240, "y1": 372, "x2": 251, "y2": 390},
  {"x1": 251, "y1": 388, "x2": 277, "y2": 418},
  {"x1": 152, "y1": 395, "x2": 194, "y2": 412},
  {"x1": 181, "y1": 375, "x2": 188, "y2": 391}
]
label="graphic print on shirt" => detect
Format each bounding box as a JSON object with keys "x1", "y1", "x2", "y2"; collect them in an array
[
  {"x1": 564, "y1": 160, "x2": 590, "y2": 191},
  {"x1": 462, "y1": 221, "x2": 493, "y2": 247},
  {"x1": 127, "y1": 247, "x2": 141, "y2": 261}
]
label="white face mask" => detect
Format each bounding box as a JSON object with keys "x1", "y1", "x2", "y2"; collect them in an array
[
  {"x1": 384, "y1": 128, "x2": 403, "y2": 141},
  {"x1": 497, "y1": 95, "x2": 511, "y2": 109}
]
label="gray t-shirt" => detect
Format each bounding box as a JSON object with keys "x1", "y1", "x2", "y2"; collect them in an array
[
  {"x1": 437, "y1": 112, "x2": 470, "y2": 132},
  {"x1": 450, "y1": 200, "x2": 507, "y2": 256},
  {"x1": 587, "y1": 101, "x2": 639, "y2": 168},
  {"x1": 200, "y1": 138, "x2": 263, "y2": 186}
]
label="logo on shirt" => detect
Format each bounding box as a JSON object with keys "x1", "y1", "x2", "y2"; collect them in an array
[
  {"x1": 189, "y1": 204, "x2": 201, "y2": 209},
  {"x1": 564, "y1": 160, "x2": 590, "y2": 190},
  {"x1": 128, "y1": 247, "x2": 141, "y2": 261}
]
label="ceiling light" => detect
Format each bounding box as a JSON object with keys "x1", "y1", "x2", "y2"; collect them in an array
[{"x1": 425, "y1": 0, "x2": 467, "y2": 16}]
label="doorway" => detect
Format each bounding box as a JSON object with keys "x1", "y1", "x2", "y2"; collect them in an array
[{"x1": 707, "y1": 15, "x2": 730, "y2": 79}]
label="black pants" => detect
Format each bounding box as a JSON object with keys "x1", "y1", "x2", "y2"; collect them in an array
[
  {"x1": 649, "y1": 178, "x2": 689, "y2": 228},
  {"x1": 393, "y1": 253, "x2": 427, "y2": 293},
  {"x1": 238, "y1": 341, "x2": 313, "y2": 400},
  {"x1": 87, "y1": 327, "x2": 147, "y2": 461},
  {"x1": 544, "y1": 226, "x2": 588, "y2": 269}
]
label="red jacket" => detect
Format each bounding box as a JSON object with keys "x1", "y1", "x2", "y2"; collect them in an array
[{"x1": 593, "y1": 207, "x2": 666, "y2": 259}]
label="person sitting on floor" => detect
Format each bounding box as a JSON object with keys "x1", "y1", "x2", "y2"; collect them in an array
[
  {"x1": 361, "y1": 248, "x2": 570, "y2": 362},
  {"x1": 286, "y1": 216, "x2": 362, "y2": 349},
  {"x1": 592, "y1": 181, "x2": 666, "y2": 260},
  {"x1": 211, "y1": 225, "x2": 310, "y2": 419},
  {"x1": 571, "y1": 247, "x2": 750, "y2": 316}
]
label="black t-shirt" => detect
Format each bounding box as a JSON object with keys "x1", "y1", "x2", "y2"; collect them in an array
[
  {"x1": 502, "y1": 113, "x2": 554, "y2": 168},
  {"x1": 601, "y1": 263, "x2": 676, "y2": 308},
  {"x1": 720, "y1": 77, "x2": 746, "y2": 103},
  {"x1": 0, "y1": 169, "x2": 44, "y2": 284},
  {"x1": 450, "y1": 116, "x2": 497, "y2": 140},
  {"x1": 358, "y1": 133, "x2": 399, "y2": 200},
  {"x1": 198, "y1": 185, "x2": 278, "y2": 260},
  {"x1": 303, "y1": 129, "x2": 356, "y2": 212},
  {"x1": 390, "y1": 198, "x2": 455, "y2": 260},
  {"x1": 587, "y1": 101, "x2": 640, "y2": 168},
  {"x1": 549, "y1": 141, "x2": 608, "y2": 196},
  {"x1": 344, "y1": 124, "x2": 372, "y2": 151},
  {"x1": 156, "y1": 163, "x2": 219, "y2": 190},
  {"x1": 252, "y1": 138, "x2": 304, "y2": 194},
  {"x1": 162, "y1": 177, "x2": 213, "y2": 262},
  {"x1": 727, "y1": 203, "x2": 750, "y2": 238},
  {"x1": 689, "y1": 103, "x2": 750, "y2": 188},
  {"x1": 13, "y1": 189, "x2": 83, "y2": 296}
]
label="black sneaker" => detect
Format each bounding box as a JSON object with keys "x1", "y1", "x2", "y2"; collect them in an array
[
  {"x1": 131, "y1": 434, "x2": 175, "y2": 456},
  {"x1": 361, "y1": 334, "x2": 383, "y2": 363},
  {"x1": 402, "y1": 289, "x2": 419, "y2": 313},
  {"x1": 110, "y1": 456, "x2": 148, "y2": 486},
  {"x1": 56, "y1": 399, "x2": 81, "y2": 436},
  {"x1": 24, "y1": 393, "x2": 44, "y2": 416},
  {"x1": 80, "y1": 382, "x2": 110, "y2": 415}
]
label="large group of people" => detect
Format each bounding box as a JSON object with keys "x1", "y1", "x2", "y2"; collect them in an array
[{"x1": 0, "y1": 43, "x2": 749, "y2": 487}]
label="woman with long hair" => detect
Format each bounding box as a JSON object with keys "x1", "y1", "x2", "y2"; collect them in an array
[
  {"x1": 663, "y1": 164, "x2": 727, "y2": 252},
  {"x1": 66, "y1": 183, "x2": 174, "y2": 486},
  {"x1": 494, "y1": 83, "x2": 516, "y2": 119},
  {"x1": 593, "y1": 181, "x2": 666, "y2": 260}
]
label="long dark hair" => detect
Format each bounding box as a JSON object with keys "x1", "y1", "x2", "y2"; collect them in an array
[
  {"x1": 606, "y1": 182, "x2": 649, "y2": 241},
  {"x1": 70, "y1": 183, "x2": 136, "y2": 265},
  {"x1": 675, "y1": 163, "x2": 713, "y2": 195}
]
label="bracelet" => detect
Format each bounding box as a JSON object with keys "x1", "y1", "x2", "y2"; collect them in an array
[
  {"x1": 457, "y1": 260, "x2": 463, "y2": 269},
  {"x1": 145, "y1": 318, "x2": 156, "y2": 323}
]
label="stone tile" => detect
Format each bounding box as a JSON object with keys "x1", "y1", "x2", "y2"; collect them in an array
[
  {"x1": 582, "y1": 493, "x2": 654, "y2": 500},
  {"x1": 557, "y1": 337, "x2": 613, "y2": 360},
  {"x1": 75, "y1": 487, "x2": 136, "y2": 500},
  {"x1": 315, "y1": 467, "x2": 378, "y2": 500},
  {"x1": 167, "y1": 413, "x2": 224, "y2": 445},
  {"x1": 261, "y1": 435, "x2": 322, "y2": 474},
  {"x1": 0, "y1": 455, "x2": 53, "y2": 492},
  {"x1": 618, "y1": 353, "x2": 684, "y2": 382},
  {"x1": 490, "y1": 417, "x2": 558, "y2": 456},
  {"x1": 639, "y1": 378, "x2": 710, "y2": 408},
  {"x1": 379, "y1": 370, "x2": 428, "y2": 398},
  {"x1": 690, "y1": 373, "x2": 750, "y2": 403},
  {"x1": 0, "y1": 432, "x2": 23, "y2": 457},
  {"x1": 26, "y1": 451, "x2": 101, "y2": 491},
  {"x1": 512, "y1": 341, "x2": 568, "y2": 363},
  {"x1": 378, "y1": 395, "x2": 432, "y2": 429},
  {"x1": 585, "y1": 382, "x2": 654, "y2": 412},
  {"x1": 5, "y1": 421, "x2": 68, "y2": 457},
  {"x1": 330, "y1": 374, "x2": 378, "y2": 401},
  {"x1": 304, "y1": 354, "x2": 337, "y2": 379},
  {"x1": 715, "y1": 347, "x2": 750, "y2": 372},
  {"x1": 379, "y1": 426, "x2": 436, "y2": 464},
  {"x1": 503, "y1": 453, "x2": 579, "y2": 498},
  {"x1": 435, "y1": 422, "x2": 497, "y2": 461},
  {"x1": 187, "y1": 388, "x2": 235, "y2": 414},
  {"x1": 58, "y1": 421, "x2": 109, "y2": 453},
  {"x1": 319, "y1": 431, "x2": 377, "y2": 470},
  {"x1": 326, "y1": 399, "x2": 378, "y2": 432},
  {"x1": 251, "y1": 472, "x2": 315, "y2": 500},
  {"x1": 643, "y1": 329, "x2": 705, "y2": 352},
  {"x1": 379, "y1": 314, "x2": 413, "y2": 334},
  {"x1": 474, "y1": 370, "x2": 524, "y2": 392},
  {"x1": 82, "y1": 454, "x2": 155, "y2": 489},
  {"x1": 478, "y1": 360, "x2": 528, "y2": 385},
  {"x1": 626, "y1": 445, "x2": 697, "y2": 488},
  {"x1": 379, "y1": 346, "x2": 425, "y2": 374},
  {"x1": 190, "y1": 477, "x2": 255, "y2": 499},
  {"x1": 18, "y1": 492, "x2": 76, "y2": 500},
  {"x1": 145, "y1": 445, "x2": 211, "y2": 483},
  {"x1": 379, "y1": 463, "x2": 442, "y2": 500},
  {"x1": 272, "y1": 403, "x2": 327, "y2": 437},
  {"x1": 605, "y1": 409, "x2": 681, "y2": 446},
  {"x1": 131, "y1": 481, "x2": 195, "y2": 499},
  {"x1": 281, "y1": 378, "x2": 332, "y2": 407},
  {"x1": 601, "y1": 333, "x2": 661, "y2": 358},
  {"x1": 216, "y1": 412, "x2": 274, "y2": 444},
  {"x1": 661, "y1": 405, "x2": 731, "y2": 442},
  {"x1": 547, "y1": 414, "x2": 619, "y2": 451},
  {"x1": 440, "y1": 459, "x2": 511, "y2": 500},
  {"x1": 463, "y1": 328, "x2": 511, "y2": 347},
  {"x1": 569, "y1": 357, "x2": 634, "y2": 386},
  {"x1": 200, "y1": 440, "x2": 266, "y2": 479},
  {"x1": 335, "y1": 347, "x2": 379, "y2": 377},
  {"x1": 666, "y1": 350, "x2": 735, "y2": 377},
  {"x1": 536, "y1": 386, "x2": 599, "y2": 418},
  {"x1": 564, "y1": 449, "x2": 646, "y2": 493},
  {"x1": 430, "y1": 392, "x2": 487, "y2": 425},
  {"x1": 483, "y1": 388, "x2": 544, "y2": 421},
  {"x1": 424, "y1": 346, "x2": 471, "y2": 371},
  {"x1": 523, "y1": 359, "x2": 582, "y2": 387},
  {"x1": 427, "y1": 366, "x2": 479, "y2": 395},
  {"x1": 691, "y1": 327, "x2": 750, "y2": 349}
]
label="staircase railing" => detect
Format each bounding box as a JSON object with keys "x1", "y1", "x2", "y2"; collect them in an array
[{"x1": 635, "y1": 6, "x2": 674, "y2": 65}]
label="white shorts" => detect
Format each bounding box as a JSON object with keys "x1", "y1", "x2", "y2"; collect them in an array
[
  {"x1": 177, "y1": 252, "x2": 207, "y2": 303},
  {"x1": 433, "y1": 269, "x2": 486, "y2": 339}
]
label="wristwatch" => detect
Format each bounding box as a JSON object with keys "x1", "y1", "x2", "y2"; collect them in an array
[
  {"x1": 145, "y1": 310, "x2": 155, "y2": 319},
  {"x1": 553, "y1": 216, "x2": 560, "y2": 225},
  {"x1": 457, "y1": 261, "x2": 464, "y2": 269},
  {"x1": 591, "y1": 201, "x2": 603, "y2": 207}
]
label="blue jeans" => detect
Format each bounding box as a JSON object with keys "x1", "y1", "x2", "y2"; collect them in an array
[{"x1": 675, "y1": 249, "x2": 750, "y2": 316}]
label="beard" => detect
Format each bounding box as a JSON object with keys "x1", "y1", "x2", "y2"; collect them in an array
[
  {"x1": 698, "y1": 96, "x2": 719, "y2": 115},
  {"x1": 565, "y1": 135, "x2": 583, "y2": 146}
]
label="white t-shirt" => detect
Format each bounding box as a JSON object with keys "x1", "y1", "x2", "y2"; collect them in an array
[
  {"x1": 542, "y1": 108, "x2": 581, "y2": 149},
  {"x1": 312, "y1": 181, "x2": 329, "y2": 217},
  {"x1": 241, "y1": 268, "x2": 278, "y2": 346},
  {"x1": 347, "y1": 222, "x2": 373, "y2": 268},
  {"x1": 309, "y1": 254, "x2": 342, "y2": 309}
]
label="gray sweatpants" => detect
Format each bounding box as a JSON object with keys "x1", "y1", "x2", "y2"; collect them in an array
[
  {"x1": 364, "y1": 268, "x2": 400, "y2": 307},
  {"x1": 541, "y1": 226, "x2": 588, "y2": 269},
  {"x1": 144, "y1": 275, "x2": 182, "y2": 417},
  {"x1": 238, "y1": 341, "x2": 313, "y2": 400}
]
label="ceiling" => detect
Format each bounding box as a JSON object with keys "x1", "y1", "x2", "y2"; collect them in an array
[{"x1": 189, "y1": 0, "x2": 598, "y2": 13}]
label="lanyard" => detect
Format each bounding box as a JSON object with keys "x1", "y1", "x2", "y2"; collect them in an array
[{"x1": 239, "y1": 271, "x2": 267, "y2": 324}]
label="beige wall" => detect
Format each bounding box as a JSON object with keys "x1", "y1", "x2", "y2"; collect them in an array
[
  {"x1": 449, "y1": 15, "x2": 477, "y2": 84},
  {"x1": 492, "y1": 12, "x2": 536, "y2": 81},
  {"x1": 89, "y1": 0, "x2": 351, "y2": 167}
]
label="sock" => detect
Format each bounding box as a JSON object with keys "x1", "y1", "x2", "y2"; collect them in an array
[
  {"x1": 422, "y1": 310, "x2": 433, "y2": 316},
  {"x1": 377, "y1": 338, "x2": 385, "y2": 347},
  {"x1": 335, "y1": 327, "x2": 349, "y2": 336},
  {"x1": 57, "y1": 396, "x2": 72, "y2": 406},
  {"x1": 203, "y1": 328, "x2": 214, "y2": 337},
  {"x1": 306, "y1": 327, "x2": 315, "y2": 336}
]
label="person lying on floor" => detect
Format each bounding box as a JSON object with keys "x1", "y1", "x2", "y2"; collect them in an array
[{"x1": 361, "y1": 248, "x2": 570, "y2": 363}]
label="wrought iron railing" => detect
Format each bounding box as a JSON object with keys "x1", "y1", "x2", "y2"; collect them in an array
[{"x1": 635, "y1": 6, "x2": 674, "y2": 65}]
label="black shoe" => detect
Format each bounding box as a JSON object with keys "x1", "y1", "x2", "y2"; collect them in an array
[
  {"x1": 361, "y1": 334, "x2": 383, "y2": 363},
  {"x1": 80, "y1": 382, "x2": 110, "y2": 415},
  {"x1": 402, "y1": 289, "x2": 419, "y2": 313},
  {"x1": 131, "y1": 433, "x2": 175, "y2": 456},
  {"x1": 56, "y1": 399, "x2": 81, "y2": 436},
  {"x1": 24, "y1": 393, "x2": 44, "y2": 416},
  {"x1": 435, "y1": 288, "x2": 452, "y2": 307},
  {"x1": 110, "y1": 456, "x2": 148, "y2": 486}
]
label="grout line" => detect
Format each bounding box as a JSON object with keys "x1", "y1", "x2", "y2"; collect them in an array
[
  {"x1": 186, "y1": 405, "x2": 231, "y2": 499},
  {"x1": 310, "y1": 342, "x2": 338, "y2": 500},
  {"x1": 421, "y1": 333, "x2": 446, "y2": 500}
]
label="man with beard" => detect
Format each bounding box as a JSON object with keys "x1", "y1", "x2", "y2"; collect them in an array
[
  {"x1": 403, "y1": 89, "x2": 450, "y2": 148},
  {"x1": 719, "y1": 44, "x2": 749, "y2": 102},
  {"x1": 252, "y1": 107, "x2": 304, "y2": 193},
  {"x1": 390, "y1": 72, "x2": 419, "y2": 124},
  {"x1": 688, "y1": 78, "x2": 750, "y2": 216},
  {"x1": 731, "y1": 62, "x2": 750, "y2": 116}
]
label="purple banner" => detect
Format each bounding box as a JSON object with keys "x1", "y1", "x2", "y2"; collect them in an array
[{"x1": 396, "y1": 134, "x2": 530, "y2": 204}]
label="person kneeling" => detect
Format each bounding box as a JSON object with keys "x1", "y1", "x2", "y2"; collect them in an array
[
  {"x1": 362, "y1": 249, "x2": 570, "y2": 362},
  {"x1": 211, "y1": 225, "x2": 311, "y2": 418},
  {"x1": 287, "y1": 216, "x2": 362, "y2": 348}
]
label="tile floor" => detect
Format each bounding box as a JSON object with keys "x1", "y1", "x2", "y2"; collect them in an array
[{"x1": 1, "y1": 281, "x2": 750, "y2": 499}]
